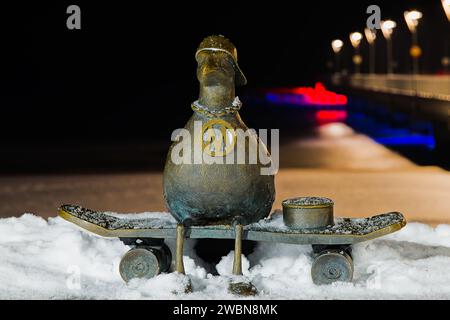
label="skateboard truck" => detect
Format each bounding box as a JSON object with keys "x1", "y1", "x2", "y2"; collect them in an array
[{"x1": 58, "y1": 197, "x2": 406, "y2": 289}]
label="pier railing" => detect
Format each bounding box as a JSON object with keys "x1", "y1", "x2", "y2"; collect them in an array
[{"x1": 348, "y1": 74, "x2": 450, "y2": 102}]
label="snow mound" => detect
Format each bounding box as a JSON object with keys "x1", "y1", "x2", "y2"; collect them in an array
[{"x1": 0, "y1": 214, "x2": 449, "y2": 299}]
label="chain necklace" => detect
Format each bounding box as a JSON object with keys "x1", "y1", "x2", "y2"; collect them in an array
[{"x1": 191, "y1": 97, "x2": 242, "y2": 117}]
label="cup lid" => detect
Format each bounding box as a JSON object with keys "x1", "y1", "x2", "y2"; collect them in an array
[{"x1": 282, "y1": 197, "x2": 334, "y2": 209}]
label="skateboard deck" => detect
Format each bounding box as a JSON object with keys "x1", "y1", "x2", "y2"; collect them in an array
[{"x1": 58, "y1": 204, "x2": 406, "y2": 245}]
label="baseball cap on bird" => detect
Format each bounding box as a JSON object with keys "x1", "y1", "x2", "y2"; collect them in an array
[{"x1": 195, "y1": 35, "x2": 247, "y2": 86}]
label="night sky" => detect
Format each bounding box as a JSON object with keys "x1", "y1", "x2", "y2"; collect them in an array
[{"x1": 1, "y1": 0, "x2": 448, "y2": 143}]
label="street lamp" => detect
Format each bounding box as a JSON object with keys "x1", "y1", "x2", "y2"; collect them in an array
[
  {"x1": 442, "y1": 57, "x2": 450, "y2": 74},
  {"x1": 442, "y1": 1, "x2": 450, "y2": 74},
  {"x1": 442, "y1": 0, "x2": 450, "y2": 21},
  {"x1": 381, "y1": 20, "x2": 397, "y2": 75},
  {"x1": 349, "y1": 32, "x2": 363, "y2": 74},
  {"x1": 364, "y1": 28, "x2": 377, "y2": 74},
  {"x1": 404, "y1": 10, "x2": 423, "y2": 74},
  {"x1": 331, "y1": 39, "x2": 344, "y2": 74}
]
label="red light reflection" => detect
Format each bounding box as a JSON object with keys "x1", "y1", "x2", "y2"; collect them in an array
[
  {"x1": 315, "y1": 110, "x2": 348, "y2": 124},
  {"x1": 266, "y1": 82, "x2": 347, "y2": 106}
]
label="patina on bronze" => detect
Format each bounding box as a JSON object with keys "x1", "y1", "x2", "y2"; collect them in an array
[
  {"x1": 163, "y1": 35, "x2": 275, "y2": 294},
  {"x1": 163, "y1": 35, "x2": 275, "y2": 227}
]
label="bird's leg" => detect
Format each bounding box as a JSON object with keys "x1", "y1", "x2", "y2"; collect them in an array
[
  {"x1": 175, "y1": 223, "x2": 192, "y2": 293},
  {"x1": 176, "y1": 224, "x2": 185, "y2": 274},
  {"x1": 228, "y1": 223, "x2": 257, "y2": 296},
  {"x1": 232, "y1": 224, "x2": 243, "y2": 275}
]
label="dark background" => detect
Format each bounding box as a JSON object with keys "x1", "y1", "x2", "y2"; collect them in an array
[{"x1": 1, "y1": 0, "x2": 448, "y2": 171}]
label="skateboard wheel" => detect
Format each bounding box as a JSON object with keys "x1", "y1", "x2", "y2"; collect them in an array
[
  {"x1": 119, "y1": 244, "x2": 171, "y2": 282},
  {"x1": 311, "y1": 250, "x2": 353, "y2": 285}
]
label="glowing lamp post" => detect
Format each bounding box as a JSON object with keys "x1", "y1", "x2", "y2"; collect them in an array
[
  {"x1": 442, "y1": 0, "x2": 450, "y2": 21},
  {"x1": 442, "y1": 57, "x2": 450, "y2": 74},
  {"x1": 381, "y1": 20, "x2": 397, "y2": 75},
  {"x1": 364, "y1": 28, "x2": 377, "y2": 74},
  {"x1": 331, "y1": 39, "x2": 344, "y2": 74},
  {"x1": 349, "y1": 32, "x2": 363, "y2": 74},
  {"x1": 404, "y1": 10, "x2": 423, "y2": 74},
  {"x1": 442, "y1": 1, "x2": 450, "y2": 74}
]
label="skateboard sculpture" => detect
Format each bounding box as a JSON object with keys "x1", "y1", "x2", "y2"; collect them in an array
[
  {"x1": 58, "y1": 35, "x2": 406, "y2": 294},
  {"x1": 58, "y1": 199, "x2": 405, "y2": 288}
]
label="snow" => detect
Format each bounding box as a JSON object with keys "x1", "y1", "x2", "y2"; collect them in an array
[
  {"x1": 282, "y1": 196, "x2": 334, "y2": 207},
  {"x1": 0, "y1": 214, "x2": 450, "y2": 299}
]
